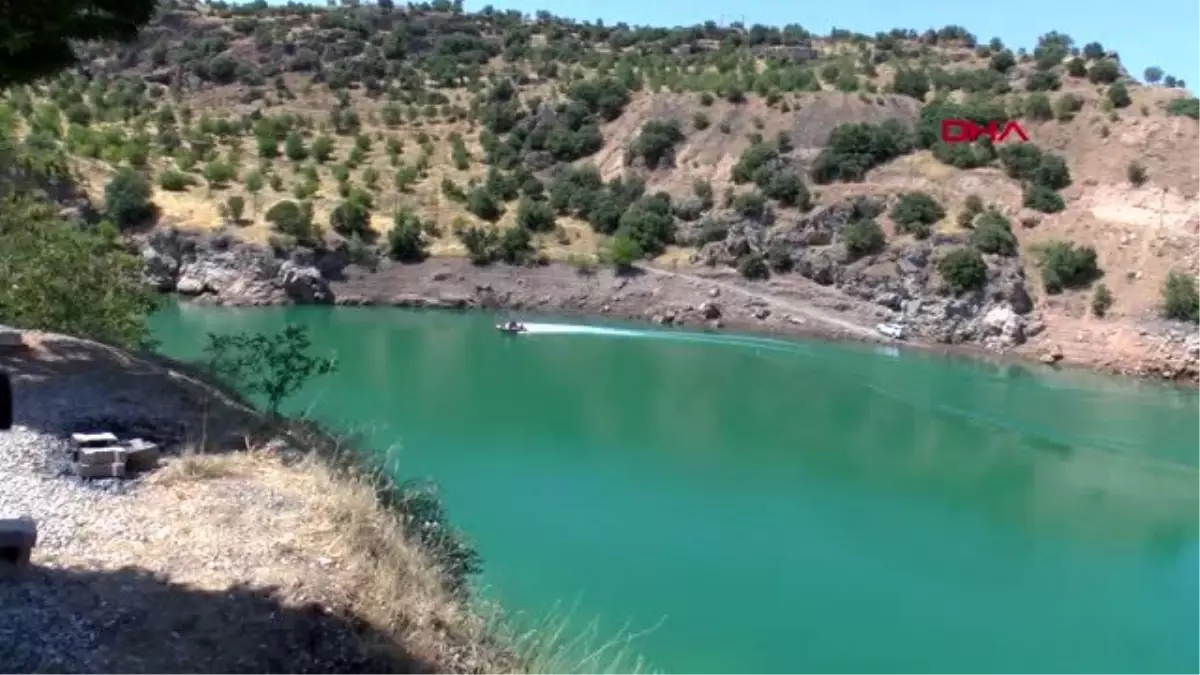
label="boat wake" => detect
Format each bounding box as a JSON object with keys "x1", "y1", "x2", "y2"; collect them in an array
[
  {"x1": 518, "y1": 322, "x2": 644, "y2": 338},
  {"x1": 516, "y1": 322, "x2": 815, "y2": 358}
]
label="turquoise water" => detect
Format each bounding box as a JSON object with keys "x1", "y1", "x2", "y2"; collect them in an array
[{"x1": 150, "y1": 305, "x2": 1200, "y2": 673}]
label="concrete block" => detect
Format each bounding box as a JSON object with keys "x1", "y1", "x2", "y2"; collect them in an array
[
  {"x1": 0, "y1": 518, "x2": 37, "y2": 568},
  {"x1": 71, "y1": 432, "x2": 118, "y2": 448},
  {"x1": 124, "y1": 439, "x2": 160, "y2": 471},
  {"x1": 75, "y1": 461, "x2": 126, "y2": 479},
  {"x1": 76, "y1": 446, "x2": 128, "y2": 466}
]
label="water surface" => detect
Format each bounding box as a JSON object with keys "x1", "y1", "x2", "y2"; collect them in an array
[{"x1": 150, "y1": 305, "x2": 1200, "y2": 673}]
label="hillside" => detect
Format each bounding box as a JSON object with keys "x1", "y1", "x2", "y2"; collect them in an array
[{"x1": 4, "y1": 0, "x2": 1199, "y2": 379}]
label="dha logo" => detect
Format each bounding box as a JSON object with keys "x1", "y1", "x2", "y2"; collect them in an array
[{"x1": 940, "y1": 119, "x2": 1029, "y2": 143}]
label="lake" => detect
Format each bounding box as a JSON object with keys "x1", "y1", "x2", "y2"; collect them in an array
[{"x1": 150, "y1": 304, "x2": 1200, "y2": 673}]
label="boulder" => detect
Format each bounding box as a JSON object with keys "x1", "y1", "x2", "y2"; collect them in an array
[{"x1": 279, "y1": 261, "x2": 333, "y2": 304}]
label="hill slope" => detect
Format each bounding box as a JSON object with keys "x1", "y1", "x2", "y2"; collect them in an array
[{"x1": 6, "y1": 0, "x2": 1199, "y2": 379}]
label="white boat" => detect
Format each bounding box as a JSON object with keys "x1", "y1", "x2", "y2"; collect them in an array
[
  {"x1": 496, "y1": 321, "x2": 527, "y2": 335},
  {"x1": 875, "y1": 322, "x2": 906, "y2": 340}
]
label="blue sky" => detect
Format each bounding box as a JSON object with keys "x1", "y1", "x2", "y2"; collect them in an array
[{"x1": 462, "y1": 0, "x2": 1198, "y2": 94}]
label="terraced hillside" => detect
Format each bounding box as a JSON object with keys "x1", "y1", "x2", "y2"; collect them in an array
[{"x1": 4, "y1": 0, "x2": 1198, "y2": 378}]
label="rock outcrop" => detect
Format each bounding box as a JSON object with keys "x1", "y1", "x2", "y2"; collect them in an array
[
  {"x1": 137, "y1": 228, "x2": 336, "y2": 305},
  {"x1": 692, "y1": 197, "x2": 1037, "y2": 351}
]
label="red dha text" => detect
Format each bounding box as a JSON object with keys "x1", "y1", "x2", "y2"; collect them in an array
[{"x1": 940, "y1": 119, "x2": 1029, "y2": 143}]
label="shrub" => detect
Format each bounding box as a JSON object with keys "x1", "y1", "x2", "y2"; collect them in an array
[
  {"x1": 387, "y1": 208, "x2": 428, "y2": 262},
  {"x1": 732, "y1": 192, "x2": 768, "y2": 220},
  {"x1": 159, "y1": 168, "x2": 191, "y2": 191},
  {"x1": 458, "y1": 226, "x2": 497, "y2": 265},
  {"x1": 1091, "y1": 283, "x2": 1113, "y2": 317},
  {"x1": 762, "y1": 170, "x2": 811, "y2": 209},
  {"x1": 330, "y1": 198, "x2": 371, "y2": 238},
  {"x1": 1087, "y1": 59, "x2": 1121, "y2": 84},
  {"x1": 1065, "y1": 58, "x2": 1087, "y2": 78},
  {"x1": 692, "y1": 112, "x2": 710, "y2": 130},
  {"x1": 1023, "y1": 184, "x2": 1066, "y2": 213},
  {"x1": 738, "y1": 253, "x2": 770, "y2": 280},
  {"x1": 811, "y1": 120, "x2": 914, "y2": 184},
  {"x1": 1106, "y1": 82, "x2": 1132, "y2": 108},
  {"x1": 1166, "y1": 97, "x2": 1199, "y2": 120},
  {"x1": 731, "y1": 143, "x2": 779, "y2": 184},
  {"x1": 1127, "y1": 162, "x2": 1147, "y2": 186},
  {"x1": 627, "y1": 119, "x2": 684, "y2": 169},
  {"x1": 938, "y1": 247, "x2": 988, "y2": 295},
  {"x1": 225, "y1": 195, "x2": 246, "y2": 223},
  {"x1": 1162, "y1": 270, "x2": 1199, "y2": 323},
  {"x1": 466, "y1": 187, "x2": 503, "y2": 221},
  {"x1": 1039, "y1": 241, "x2": 1100, "y2": 293},
  {"x1": 277, "y1": 132, "x2": 304, "y2": 161},
  {"x1": 311, "y1": 135, "x2": 334, "y2": 163},
  {"x1": 104, "y1": 167, "x2": 153, "y2": 228},
  {"x1": 515, "y1": 196, "x2": 556, "y2": 232},
  {"x1": 891, "y1": 69, "x2": 931, "y2": 101},
  {"x1": 607, "y1": 234, "x2": 643, "y2": 272},
  {"x1": 1024, "y1": 93, "x2": 1054, "y2": 120},
  {"x1": 265, "y1": 199, "x2": 317, "y2": 245},
  {"x1": 496, "y1": 226, "x2": 533, "y2": 265},
  {"x1": 970, "y1": 210, "x2": 1017, "y2": 255},
  {"x1": 616, "y1": 194, "x2": 674, "y2": 256},
  {"x1": 890, "y1": 192, "x2": 944, "y2": 234},
  {"x1": 841, "y1": 219, "x2": 886, "y2": 260}
]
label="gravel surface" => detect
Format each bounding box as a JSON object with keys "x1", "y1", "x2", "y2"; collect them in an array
[
  {"x1": 0, "y1": 333, "x2": 260, "y2": 673},
  {"x1": 0, "y1": 425, "x2": 144, "y2": 673}
]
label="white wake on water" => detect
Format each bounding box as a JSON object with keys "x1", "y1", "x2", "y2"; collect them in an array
[
  {"x1": 518, "y1": 322, "x2": 644, "y2": 337},
  {"x1": 516, "y1": 322, "x2": 814, "y2": 357}
]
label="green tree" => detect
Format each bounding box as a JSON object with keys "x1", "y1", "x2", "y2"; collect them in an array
[
  {"x1": 104, "y1": 167, "x2": 153, "y2": 227},
  {"x1": 202, "y1": 325, "x2": 337, "y2": 416},
  {"x1": 1143, "y1": 66, "x2": 1164, "y2": 84},
  {"x1": 0, "y1": 198, "x2": 157, "y2": 347}
]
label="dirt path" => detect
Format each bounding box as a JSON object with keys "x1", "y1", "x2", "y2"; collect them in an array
[{"x1": 639, "y1": 264, "x2": 885, "y2": 341}]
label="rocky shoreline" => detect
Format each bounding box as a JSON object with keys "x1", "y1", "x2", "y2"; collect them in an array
[{"x1": 133, "y1": 224, "x2": 1199, "y2": 385}]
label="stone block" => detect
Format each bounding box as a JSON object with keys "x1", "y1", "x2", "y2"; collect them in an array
[
  {"x1": 75, "y1": 461, "x2": 126, "y2": 479},
  {"x1": 76, "y1": 446, "x2": 128, "y2": 466},
  {"x1": 125, "y1": 439, "x2": 161, "y2": 471},
  {"x1": 0, "y1": 518, "x2": 37, "y2": 568},
  {"x1": 71, "y1": 432, "x2": 118, "y2": 448}
]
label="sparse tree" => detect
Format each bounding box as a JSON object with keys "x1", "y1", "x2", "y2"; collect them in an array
[{"x1": 202, "y1": 325, "x2": 337, "y2": 416}]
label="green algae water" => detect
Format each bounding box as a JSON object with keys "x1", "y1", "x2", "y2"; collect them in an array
[{"x1": 149, "y1": 304, "x2": 1200, "y2": 673}]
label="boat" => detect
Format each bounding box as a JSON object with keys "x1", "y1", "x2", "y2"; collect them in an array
[
  {"x1": 496, "y1": 321, "x2": 527, "y2": 334},
  {"x1": 875, "y1": 322, "x2": 906, "y2": 340}
]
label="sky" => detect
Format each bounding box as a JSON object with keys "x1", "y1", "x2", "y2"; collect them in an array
[{"x1": 461, "y1": 0, "x2": 1199, "y2": 94}]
